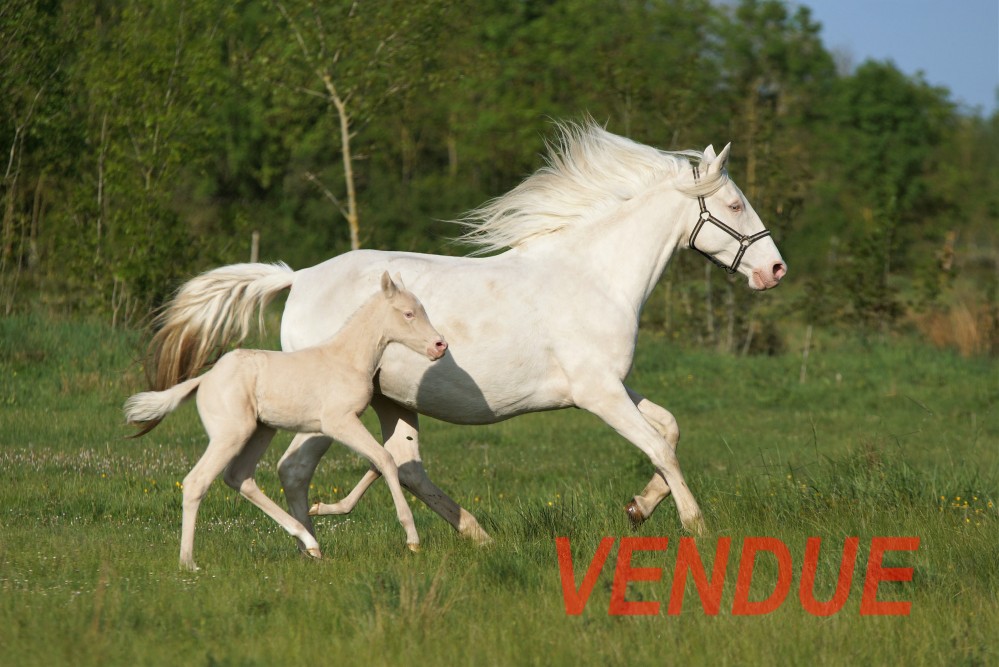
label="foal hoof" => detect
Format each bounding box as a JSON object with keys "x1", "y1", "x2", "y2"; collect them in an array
[
  {"x1": 308, "y1": 503, "x2": 321, "y2": 516},
  {"x1": 406, "y1": 542, "x2": 422, "y2": 554},
  {"x1": 625, "y1": 500, "x2": 647, "y2": 529},
  {"x1": 305, "y1": 546, "x2": 323, "y2": 560}
]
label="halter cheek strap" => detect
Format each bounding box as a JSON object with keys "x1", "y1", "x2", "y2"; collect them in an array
[{"x1": 688, "y1": 166, "x2": 771, "y2": 274}]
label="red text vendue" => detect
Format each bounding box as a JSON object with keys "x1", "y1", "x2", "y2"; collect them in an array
[{"x1": 555, "y1": 536, "x2": 919, "y2": 616}]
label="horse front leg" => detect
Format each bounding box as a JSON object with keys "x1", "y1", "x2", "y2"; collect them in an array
[
  {"x1": 371, "y1": 395, "x2": 492, "y2": 545},
  {"x1": 625, "y1": 388, "x2": 679, "y2": 527},
  {"x1": 577, "y1": 382, "x2": 706, "y2": 535},
  {"x1": 277, "y1": 432, "x2": 332, "y2": 551}
]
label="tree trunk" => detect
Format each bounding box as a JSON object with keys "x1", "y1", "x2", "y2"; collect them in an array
[{"x1": 323, "y1": 73, "x2": 360, "y2": 251}]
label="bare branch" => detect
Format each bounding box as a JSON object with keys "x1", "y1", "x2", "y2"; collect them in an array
[
  {"x1": 4, "y1": 83, "x2": 46, "y2": 182},
  {"x1": 304, "y1": 171, "x2": 349, "y2": 221},
  {"x1": 308, "y1": 0, "x2": 329, "y2": 63},
  {"x1": 295, "y1": 86, "x2": 329, "y2": 101},
  {"x1": 275, "y1": 2, "x2": 313, "y2": 62}
]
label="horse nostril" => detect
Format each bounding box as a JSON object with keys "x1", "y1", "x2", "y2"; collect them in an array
[
  {"x1": 436, "y1": 340, "x2": 448, "y2": 352},
  {"x1": 773, "y1": 262, "x2": 787, "y2": 281}
]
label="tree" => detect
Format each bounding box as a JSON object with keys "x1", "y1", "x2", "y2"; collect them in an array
[
  {"x1": 700, "y1": 0, "x2": 836, "y2": 350},
  {"x1": 52, "y1": 0, "x2": 232, "y2": 320},
  {"x1": 0, "y1": 0, "x2": 74, "y2": 313},
  {"x1": 265, "y1": 0, "x2": 450, "y2": 251},
  {"x1": 823, "y1": 61, "x2": 954, "y2": 333}
]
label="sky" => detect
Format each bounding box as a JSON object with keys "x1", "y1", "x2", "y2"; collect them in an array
[{"x1": 794, "y1": 0, "x2": 999, "y2": 115}]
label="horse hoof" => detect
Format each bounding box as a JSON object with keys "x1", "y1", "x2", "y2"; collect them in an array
[
  {"x1": 305, "y1": 546, "x2": 323, "y2": 560},
  {"x1": 625, "y1": 500, "x2": 646, "y2": 529},
  {"x1": 406, "y1": 542, "x2": 422, "y2": 554},
  {"x1": 459, "y1": 522, "x2": 493, "y2": 546}
]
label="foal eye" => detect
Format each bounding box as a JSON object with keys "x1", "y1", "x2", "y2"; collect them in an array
[{"x1": 404, "y1": 311, "x2": 415, "y2": 319}]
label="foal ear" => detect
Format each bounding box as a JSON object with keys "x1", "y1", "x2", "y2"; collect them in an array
[
  {"x1": 393, "y1": 272, "x2": 406, "y2": 291},
  {"x1": 381, "y1": 271, "x2": 398, "y2": 298}
]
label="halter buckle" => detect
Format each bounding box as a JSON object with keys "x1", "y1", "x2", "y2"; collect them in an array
[{"x1": 688, "y1": 174, "x2": 772, "y2": 275}]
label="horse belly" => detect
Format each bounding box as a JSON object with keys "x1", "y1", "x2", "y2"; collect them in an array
[
  {"x1": 282, "y1": 249, "x2": 573, "y2": 424},
  {"x1": 376, "y1": 345, "x2": 571, "y2": 424}
]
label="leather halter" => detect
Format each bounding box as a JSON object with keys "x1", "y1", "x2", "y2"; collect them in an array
[{"x1": 688, "y1": 166, "x2": 771, "y2": 274}]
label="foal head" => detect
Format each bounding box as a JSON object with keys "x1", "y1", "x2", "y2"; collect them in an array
[{"x1": 379, "y1": 272, "x2": 448, "y2": 361}]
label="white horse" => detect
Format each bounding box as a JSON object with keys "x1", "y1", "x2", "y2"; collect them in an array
[
  {"x1": 126, "y1": 273, "x2": 448, "y2": 570},
  {"x1": 144, "y1": 120, "x2": 787, "y2": 547}
]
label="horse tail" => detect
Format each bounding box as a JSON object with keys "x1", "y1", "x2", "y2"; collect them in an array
[
  {"x1": 145, "y1": 262, "x2": 295, "y2": 391},
  {"x1": 123, "y1": 376, "x2": 203, "y2": 437}
]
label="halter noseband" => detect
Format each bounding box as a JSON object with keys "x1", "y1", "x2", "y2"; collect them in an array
[{"x1": 688, "y1": 166, "x2": 771, "y2": 274}]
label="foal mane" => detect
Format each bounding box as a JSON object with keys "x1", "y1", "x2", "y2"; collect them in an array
[{"x1": 456, "y1": 119, "x2": 726, "y2": 255}]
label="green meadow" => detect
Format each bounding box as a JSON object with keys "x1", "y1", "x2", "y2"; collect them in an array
[{"x1": 1, "y1": 314, "x2": 997, "y2": 666}]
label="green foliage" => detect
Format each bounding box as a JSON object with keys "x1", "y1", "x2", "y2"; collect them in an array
[{"x1": 0, "y1": 0, "x2": 995, "y2": 354}]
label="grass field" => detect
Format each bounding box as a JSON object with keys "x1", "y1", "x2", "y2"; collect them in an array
[{"x1": 1, "y1": 314, "x2": 997, "y2": 666}]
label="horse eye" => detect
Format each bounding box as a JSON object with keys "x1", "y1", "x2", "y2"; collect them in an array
[{"x1": 729, "y1": 203, "x2": 742, "y2": 212}]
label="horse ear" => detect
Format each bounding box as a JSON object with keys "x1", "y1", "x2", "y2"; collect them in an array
[
  {"x1": 393, "y1": 272, "x2": 406, "y2": 291},
  {"x1": 381, "y1": 271, "x2": 397, "y2": 298},
  {"x1": 706, "y1": 143, "x2": 731, "y2": 175},
  {"x1": 703, "y1": 145, "x2": 717, "y2": 162}
]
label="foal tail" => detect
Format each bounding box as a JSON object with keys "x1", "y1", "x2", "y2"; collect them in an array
[
  {"x1": 123, "y1": 376, "x2": 203, "y2": 437},
  {"x1": 145, "y1": 262, "x2": 295, "y2": 391}
]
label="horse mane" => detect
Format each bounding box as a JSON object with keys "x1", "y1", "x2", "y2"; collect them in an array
[{"x1": 455, "y1": 119, "x2": 727, "y2": 255}]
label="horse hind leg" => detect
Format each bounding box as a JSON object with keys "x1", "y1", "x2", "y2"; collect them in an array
[
  {"x1": 224, "y1": 425, "x2": 322, "y2": 559},
  {"x1": 373, "y1": 395, "x2": 492, "y2": 545},
  {"x1": 311, "y1": 397, "x2": 492, "y2": 545},
  {"x1": 323, "y1": 415, "x2": 421, "y2": 550},
  {"x1": 277, "y1": 431, "x2": 333, "y2": 551}
]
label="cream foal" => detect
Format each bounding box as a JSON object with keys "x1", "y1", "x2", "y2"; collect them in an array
[{"x1": 124, "y1": 272, "x2": 447, "y2": 571}]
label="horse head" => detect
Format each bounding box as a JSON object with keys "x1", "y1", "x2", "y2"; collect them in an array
[{"x1": 686, "y1": 144, "x2": 787, "y2": 290}]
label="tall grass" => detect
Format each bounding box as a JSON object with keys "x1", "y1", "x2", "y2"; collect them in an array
[{"x1": 1, "y1": 314, "x2": 997, "y2": 665}]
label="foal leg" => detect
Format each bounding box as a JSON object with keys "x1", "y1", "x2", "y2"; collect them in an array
[
  {"x1": 309, "y1": 468, "x2": 379, "y2": 516},
  {"x1": 222, "y1": 425, "x2": 322, "y2": 559},
  {"x1": 323, "y1": 415, "x2": 420, "y2": 550},
  {"x1": 277, "y1": 431, "x2": 332, "y2": 550},
  {"x1": 309, "y1": 400, "x2": 393, "y2": 516},
  {"x1": 180, "y1": 431, "x2": 251, "y2": 571},
  {"x1": 313, "y1": 395, "x2": 491, "y2": 544},
  {"x1": 577, "y1": 380, "x2": 706, "y2": 535},
  {"x1": 625, "y1": 388, "x2": 679, "y2": 527}
]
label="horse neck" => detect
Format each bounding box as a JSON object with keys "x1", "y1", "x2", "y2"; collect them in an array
[
  {"x1": 321, "y1": 295, "x2": 388, "y2": 376},
  {"x1": 524, "y1": 186, "x2": 692, "y2": 311}
]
